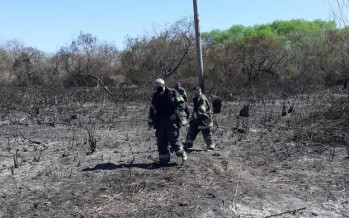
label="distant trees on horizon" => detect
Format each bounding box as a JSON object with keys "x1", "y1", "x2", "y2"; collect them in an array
[{"x1": 0, "y1": 18, "x2": 348, "y2": 103}]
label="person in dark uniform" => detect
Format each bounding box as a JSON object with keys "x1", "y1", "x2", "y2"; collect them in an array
[
  {"x1": 184, "y1": 87, "x2": 215, "y2": 151},
  {"x1": 174, "y1": 82, "x2": 189, "y2": 119},
  {"x1": 174, "y1": 83, "x2": 188, "y2": 102},
  {"x1": 148, "y1": 78, "x2": 188, "y2": 164}
]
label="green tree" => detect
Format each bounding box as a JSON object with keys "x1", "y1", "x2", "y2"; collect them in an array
[{"x1": 202, "y1": 20, "x2": 336, "y2": 45}]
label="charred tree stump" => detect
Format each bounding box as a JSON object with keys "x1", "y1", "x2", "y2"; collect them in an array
[{"x1": 239, "y1": 104, "x2": 249, "y2": 117}]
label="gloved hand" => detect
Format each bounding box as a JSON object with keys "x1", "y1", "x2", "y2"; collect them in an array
[{"x1": 170, "y1": 114, "x2": 177, "y2": 121}]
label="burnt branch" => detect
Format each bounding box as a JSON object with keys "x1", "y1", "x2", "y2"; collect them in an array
[
  {"x1": 72, "y1": 74, "x2": 116, "y2": 96},
  {"x1": 163, "y1": 35, "x2": 192, "y2": 78}
]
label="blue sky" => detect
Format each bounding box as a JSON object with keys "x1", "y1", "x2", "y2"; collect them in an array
[{"x1": 0, "y1": 0, "x2": 336, "y2": 53}]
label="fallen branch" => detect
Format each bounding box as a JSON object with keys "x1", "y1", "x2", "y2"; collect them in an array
[
  {"x1": 22, "y1": 136, "x2": 42, "y2": 145},
  {"x1": 13, "y1": 150, "x2": 19, "y2": 168},
  {"x1": 72, "y1": 74, "x2": 116, "y2": 96},
  {"x1": 265, "y1": 207, "x2": 306, "y2": 218},
  {"x1": 230, "y1": 162, "x2": 243, "y2": 217}
]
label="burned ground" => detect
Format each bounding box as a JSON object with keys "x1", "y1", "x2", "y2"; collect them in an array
[{"x1": 0, "y1": 88, "x2": 349, "y2": 218}]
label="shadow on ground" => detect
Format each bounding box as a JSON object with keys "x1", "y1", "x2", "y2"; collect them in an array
[{"x1": 81, "y1": 162, "x2": 178, "y2": 171}]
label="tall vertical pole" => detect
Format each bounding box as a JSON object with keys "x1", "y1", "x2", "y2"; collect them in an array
[{"x1": 193, "y1": 0, "x2": 204, "y2": 93}]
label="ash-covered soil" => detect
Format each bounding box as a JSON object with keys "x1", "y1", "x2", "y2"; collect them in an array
[{"x1": 0, "y1": 89, "x2": 348, "y2": 218}]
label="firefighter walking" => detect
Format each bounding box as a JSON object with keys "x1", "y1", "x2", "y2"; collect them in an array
[
  {"x1": 174, "y1": 82, "x2": 190, "y2": 119},
  {"x1": 148, "y1": 78, "x2": 188, "y2": 164},
  {"x1": 183, "y1": 87, "x2": 215, "y2": 151}
]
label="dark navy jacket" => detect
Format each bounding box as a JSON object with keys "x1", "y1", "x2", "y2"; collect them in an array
[{"x1": 148, "y1": 87, "x2": 187, "y2": 129}]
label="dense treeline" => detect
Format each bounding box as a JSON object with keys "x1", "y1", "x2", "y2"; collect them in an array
[{"x1": 0, "y1": 19, "x2": 348, "y2": 105}]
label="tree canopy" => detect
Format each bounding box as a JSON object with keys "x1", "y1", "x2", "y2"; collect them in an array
[{"x1": 202, "y1": 19, "x2": 337, "y2": 44}]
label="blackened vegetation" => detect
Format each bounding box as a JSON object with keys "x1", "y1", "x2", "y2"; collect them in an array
[
  {"x1": 288, "y1": 103, "x2": 294, "y2": 114},
  {"x1": 0, "y1": 89, "x2": 349, "y2": 217},
  {"x1": 293, "y1": 96, "x2": 349, "y2": 158},
  {"x1": 336, "y1": 78, "x2": 348, "y2": 90},
  {"x1": 239, "y1": 104, "x2": 250, "y2": 117},
  {"x1": 281, "y1": 102, "x2": 294, "y2": 116},
  {"x1": 282, "y1": 103, "x2": 287, "y2": 116},
  {"x1": 212, "y1": 98, "x2": 223, "y2": 114}
]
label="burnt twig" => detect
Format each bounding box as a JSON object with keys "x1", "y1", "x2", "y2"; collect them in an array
[{"x1": 265, "y1": 207, "x2": 306, "y2": 218}]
